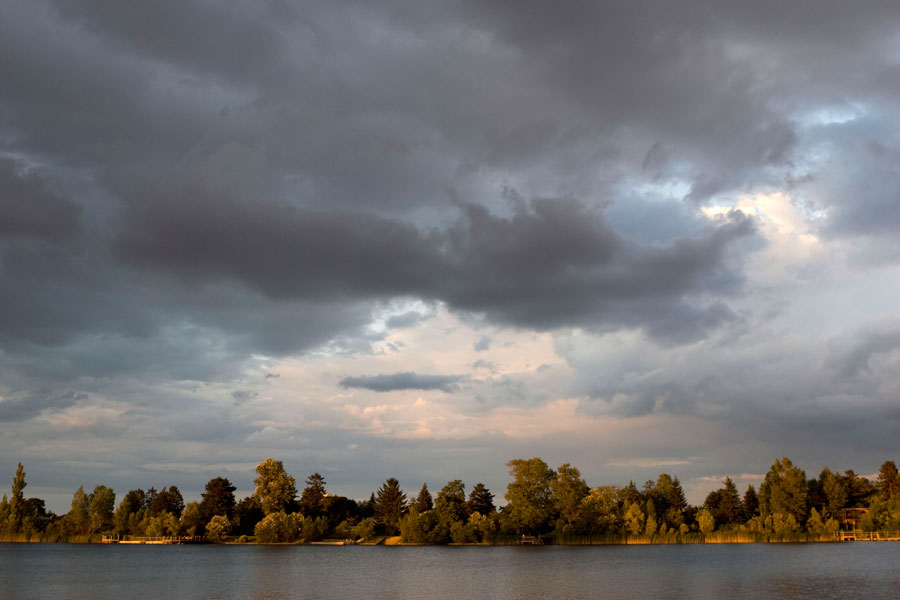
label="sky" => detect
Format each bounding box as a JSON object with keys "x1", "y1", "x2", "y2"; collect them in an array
[{"x1": 2, "y1": 1, "x2": 899, "y2": 513}]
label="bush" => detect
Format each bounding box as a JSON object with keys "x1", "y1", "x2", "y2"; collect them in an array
[
  {"x1": 206, "y1": 515, "x2": 231, "y2": 542},
  {"x1": 254, "y1": 511, "x2": 301, "y2": 543}
]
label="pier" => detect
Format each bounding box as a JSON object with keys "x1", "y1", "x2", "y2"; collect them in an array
[
  {"x1": 838, "y1": 530, "x2": 900, "y2": 542},
  {"x1": 102, "y1": 535, "x2": 207, "y2": 544}
]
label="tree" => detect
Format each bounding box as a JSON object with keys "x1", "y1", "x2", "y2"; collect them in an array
[
  {"x1": 743, "y1": 484, "x2": 759, "y2": 519},
  {"x1": 180, "y1": 501, "x2": 204, "y2": 536},
  {"x1": 759, "y1": 457, "x2": 808, "y2": 524},
  {"x1": 253, "y1": 459, "x2": 297, "y2": 515},
  {"x1": 876, "y1": 461, "x2": 900, "y2": 500},
  {"x1": 374, "y1": 478, "x2": 406, "y2": 535},
  {"x1": 843, "y1": 470, "x2": 874, "y2": 507},
  {"x1": 150, "y1": 486, "x2": 184, "y2": 519},
  {"x1": 114, "y1": 489, "x2": 146, "y2": 535},
  {"x1": 200, "y1": 477, "x2": 236, "y2": 522},
  {"x1": 705, "y1": 477, "x2": 742, "y2": 526},
  {"x1": 435, "y1": 480, "x2": 468, "y2": 523},
  {"x1": 551, "y1": 463, "x2": 589, "y2": 532},
  {"x1": 697, "y1": 508, "x2": 715, "y2": 533},
  {"x1": 820, "y1": 468, "x2": 848, "y2": 518},
  {"x1": 67, "y1": 486, "x2": 91, "y2": 535},
  {"x1": 299, "y1": 473, "x2": 327, "y2": 516},
  {"x1": 503, "y1": 458, "x2": 556, "y2": 534},
  {"x1": 88, "y1": 485, "x2": 116, "y2": 533},
  {"x1": 233, "y1": 496, "x2": 264, "y2": 536},
  {"x1": 468, "y1": 483, "x2": 495, "y2": 516},
  {"x1": 415, "y1": 483, "x2": 434, "y2": 512},
  {"x1": 206, "y1": 514, "x2": 231, "y2": 542},
  {"x1": 8, "y1": 463, "x2": 26, "y2": 534}
]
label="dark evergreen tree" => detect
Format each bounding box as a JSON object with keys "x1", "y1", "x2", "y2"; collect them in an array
[
  {"x1": 468, "y1": 483, "x2": 495, "y2": 515},
  {"x1": 200, "y1": 477, "x2": 237, "y2": 522},
  {"x1": 415, "y1": 483, "x2": 433, "y2": 512},
  {"x1": 843, "y1": 470, "x2": 874, "y2": 507},
  {"x1": 742, "y1": 484, "x2": 759, "y2": 519},
  {"x1": 876, "y1": 461, "x2": 899, "y2": 500},
  {"x1": 300, "y1": 473, "x2": 328, "y2": 516},
  {"x1": 704, "y1": 477, "x2": 742, "y2": 525},
  {"x1": 233, "y1": 496, "x2": 264, "y2": 536},
  {"x1": 374, "y1": 478, "x2": 406, "y2": 535},
  {"x1": 8, "y1": 463, "x2": 26, "y2": 534}
]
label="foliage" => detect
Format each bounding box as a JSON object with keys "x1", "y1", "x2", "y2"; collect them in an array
[
  {"x1": 8, "y1": 463, "x2": 26, "y2": 534},
  {"x1": 704, "y1": 477, "x2": 743, "y2": 526},
  {"x1": 697, "y1": 508, "x2": 715, "y2": 533},
  {"x1": 146, "y1": 511, "x2": 179, "y2": 537},
  {"x1": 180, "y1": 501, "x2": 204, "y2": 536},
  {"x1": 200, "y1": 477, "x2": 236, "y2": 522},
  {"x1": 374, "y1": 478, "x2": 406, "y2": 535},
  {"x1": 551, "y1": 463, "x2": 589, "y2": 531},
  {"x1": 253, "y1": 459, "x2": 297, "y2": 515},
  {"x1": 206, "y1": 514, "x2": 231, "y2": 542},
  {"x1": 300, "y1": 473, "x2": 327, "y2": 516},
  {"x1": 876, "y1": 461, "x2": 899, "y2": 501},
  {"x1": 503, "y1": 458, "x2": 556, "y2": 534},
  {"x1": 254, "y1": 511, "x2": 301, "y2": 543},
  {"x1": 467, "y1": 483, "x2": 494, "y2": 516},
  {"x1": 352, "y1": 518, "x2": 375, "y2": 541},
  {"x1": 415, "y1": 483, "x2": 433, "y2": 512},
  {"x1": 759, "y1": 457, "x2": 808, "y2": 525},
  {"x1": 88, "y1": 485, "x2": 116, "y2": 533}
]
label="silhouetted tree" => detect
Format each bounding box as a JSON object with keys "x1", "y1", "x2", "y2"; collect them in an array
[
  {"x1": 415, "y1": 483, "x2": 433, "y2": 512},
  {"x1": 300, "y1": 473, "x2": 327, "y2": 516},
  {"x1": 374, "y1": 478, "x2": 406, "y2": 535},
  {"x1": 468, "y1": 483, "x2": 495, "y2": 515},
  {"x1": 200, "y1": 477, "x2": 236, "y2": 522}
]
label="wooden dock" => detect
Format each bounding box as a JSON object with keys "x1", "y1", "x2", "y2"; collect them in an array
[
  {"x1": 838, "y1": 530, "x2": 900, "y2": 542},
  {"x1": 102, "y1": 535, "x2": 207, "y2": 544},
  {"x1": 517, "y1": 535, "x2": 544, "y2": 546}
]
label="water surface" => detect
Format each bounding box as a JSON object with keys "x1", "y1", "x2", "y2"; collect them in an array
[{"x1": 2, "y1": 542, "x2": 899, "y2": 599}]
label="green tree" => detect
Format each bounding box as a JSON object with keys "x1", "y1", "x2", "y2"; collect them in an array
[
  {"x1": 206, "y1": 514, "x2": 231, "y2": 542},
  {"x1": 876, "y1": 461, "x2": 900, "y2": 500},
  {"x1": 88, "y1": 485, "x2": 116, "y2": 533},
  {"x1": 467, "y1": 483, "x2": 495, "y2": 516},
  {"x1": 253, "y1": 458, "x2": 297, "y2": 515},
  {"x1": 503, "y1": 458, "x2": 556, "y2": 534},
  {"x1": 843, "y1": 469, "x2": 874, "y2": 507},
  {"x1": 551, "y1": 463, "x2": 589, "y2": 533},
  {"x1": 146, "y1": 511, "x2": 179, "y2": 537},
  {"x1": 415, "y1": 483, "x2": 434, "y2": 512},
  {"x1": 820, "y1": 468, "x2": 848, "y2": 518},
  {"x1": 579, "y1": 485, "x2": 623, "y2": 535},
  {"x1": 254, "y1": 511, "x2": 301, "y2": 543},
  {"x1": 67, "y1": 486, "x2": 91, "y2": 535},
  {"x1": 624, "y1": 502, "x2": 645, "y2": 535},
  {"x1": 114, "y1": 489, "x2": 146, "y2": 535},
  {"x1": 374, "y1": 478, "x2": 406, "y2": 535},
  {"x1": 435, "y1": 480, "x2": 468, "y2": 523},
  {"x1": 7, "y1": 463, "x2": 26, "y2": 534},
  {"x1": 759, "y1": 457, "x2": 808, "y2": 525},
  {"x1": 180, "y1": 501, "x2": 204, "y2": 536},
  {"x1": 299, "y1": 473, "x2": 327, "y2": 516},
  {"x1": 200, "y1": 477, "x2": 236, "y2": 522},
  {"x1": 743, "y1": 484, "x2": 759, "y2": 519},
  {"x1": 705, "y1": 477, "x2": 742, "y2": 526},
  {"x1": 149, "y1": 486, "x2": 184, "y2": 518},
  {"x1": 697, "y1": 508, "x2": 715, "y2": 533}
]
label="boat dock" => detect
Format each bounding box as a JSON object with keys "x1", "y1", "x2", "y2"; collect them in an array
[
  {"x1": 838, "y1": 530, "x2": 900, "y2": 542},
  {"x1": 102, "y1": 535, "x2": 208, "y2": 544}
]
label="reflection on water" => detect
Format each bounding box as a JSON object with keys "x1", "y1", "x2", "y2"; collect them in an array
[{"x1": 1, "y1": 542, "x2": 899, "y2": 600}]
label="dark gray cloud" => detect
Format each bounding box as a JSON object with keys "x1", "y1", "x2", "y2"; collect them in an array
[
  {"x1": 2, "y1": 0, "x2": 900, "y2": 509},
  {"x1": 340, "y1": 372, "x2": 465, "y2": 393},
  {"x1": 0, "y1": 157, "x2": 81, "y2": 240},
  {"x1": 0, "y1": 390, "x2": 86, "y2": 422}
]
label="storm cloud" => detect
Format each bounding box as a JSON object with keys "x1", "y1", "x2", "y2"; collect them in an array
[{"x1": 2, "y1": 0, "x2": 899, "y2": 509}]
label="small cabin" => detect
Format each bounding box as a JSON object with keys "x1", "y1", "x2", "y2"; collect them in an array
[{"x1": 841, "y1": 508, "x2": 869, "y2": 529}]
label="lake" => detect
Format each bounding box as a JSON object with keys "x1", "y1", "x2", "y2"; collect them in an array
[{"x1": 2, "y1": 542, "x2": 899, "y2": 599}]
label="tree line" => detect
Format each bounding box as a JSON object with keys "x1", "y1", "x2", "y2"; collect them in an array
[{"x1": 2, "y1": 456, "x2": 898, "y2": 543}]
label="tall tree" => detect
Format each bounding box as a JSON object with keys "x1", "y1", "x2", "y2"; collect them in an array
[
  {"x1": 415, "y1": 483, "x2": 434, "y2": 512},
  {"x1": 68, "y1": 486, "x2": 91, "y2": 535},
  {"x1": 200, "y1": 477, "x2": 236, "y2": 522},
  {"x1": 743, "y1": 484, "x2": 759, "y2": 520},
  {"x1": 435, "y1": 480, "x2": 468, "y2": 523},
  {"x1": 150, "y1": 486, "x2": 184, "y2": 518},
  {"x1": 843, "y1": 470, "x2": 875, "y2": 507},
  {"x1": 253, "y1": 458, "x2": 297, "y2": 515},
  {"x1": 300, "y1": 473, "x2": 328, "y2": 516},
  {"x1": 8, "y1": 463, "x2": 26, "y2": 534},
  {"x1": 374, "y1": 478, "x2": 406, "y2": 535},
  {"x1": 759, "y1": 457, "x2": 808, "y2": 524},
  {"x1": 503, "y1": 458, "x2": 556, "y2": 534},
  {"x1": 876, "y1": 460, "x2": 900, "y2": 500},
  {"x1": 468, "y1": 483, "x2": 495, "y2": 515},
  {"x1": 88, "y1": 485, "x2": 116, "y2": 533},
  {"x1": 819, "y1": 468, "x2": 848, "y2": 518},
  {"x1": 551, "y1": 463, "x2": 589, "y2": 529}
]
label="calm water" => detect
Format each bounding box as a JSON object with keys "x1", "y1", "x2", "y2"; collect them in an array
[{"x1": 2, "y1": 542, "x2": 899, "y2": 599}]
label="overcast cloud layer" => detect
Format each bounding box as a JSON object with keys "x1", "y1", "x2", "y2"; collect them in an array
[{"x1": 2, "y1": 1, "x2": 899, "y2": 510}]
